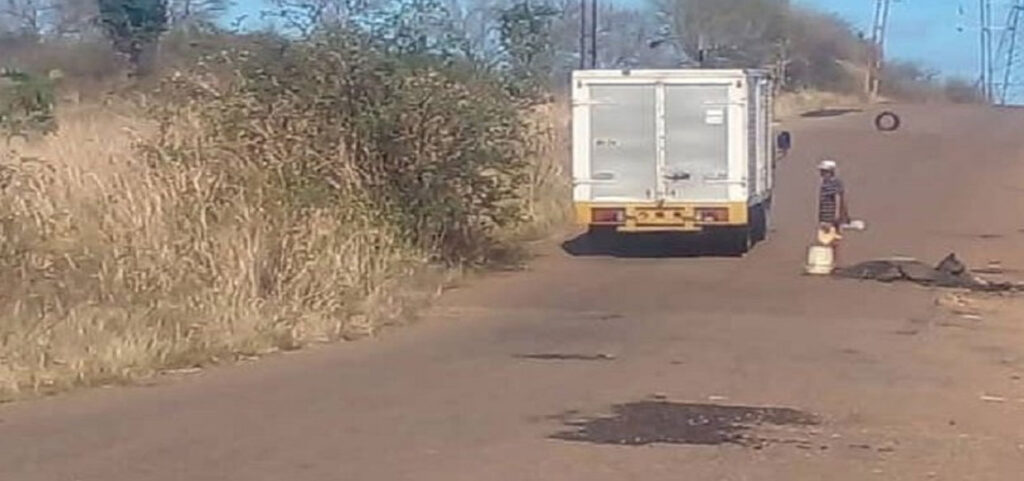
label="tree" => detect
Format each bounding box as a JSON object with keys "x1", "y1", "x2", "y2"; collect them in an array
[
  {"x1": 1, "y1": 0, "x2": 52, "y2": 37},
  {"x1": 361, "y1": 0, "x2": 466, "y2": 56},
  {"x1": 97, "y1": 0, "x2": 168, "y2": 75},
  {"x1": 443, "y1": 0, "x2": 508, "y2": 63},
  {"x1": 0, "y1": 0, "x2": 98, "y2": 39},
  {"x1": 167, "y1": 0, "x2": 231, "y2": 31},
  {"x1": 263, "y1": 0, "x2": 372, "y2": 37},
  {"x1": 497, "y1": 1, "x2": 557, "y2": 94},
  {"x1": 656, "y1": 0, "x2": 790, "y2": 68}
]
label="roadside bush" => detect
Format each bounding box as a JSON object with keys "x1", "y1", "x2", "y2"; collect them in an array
[
  {"x1": 0, "y1": 29, "x2": 565, "y2": 399},
  {"x1": 0, "y1": 105, "x2": 423, "y2": 396},
  {"x1": 150, "y1": 32, "x2": 532, "y2": 264},
  {"x1": 0, "y1": 68, "x2": 58, "y2": 139}
]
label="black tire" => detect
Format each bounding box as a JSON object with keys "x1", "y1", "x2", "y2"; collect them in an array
[
  {"x1": 720, "y1": 226, "x2": 752, "y2": 257},
  {"x1": 750, "y1": 204, "x2": 768, "y2": 243},
  {"x1": 874, "y1": 111, "x2": 901, "y2": 132}
]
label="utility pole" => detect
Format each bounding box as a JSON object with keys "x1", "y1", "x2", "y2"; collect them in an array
[
  {"x1": 590, "y1": 0, "x2": 598, "y2": 68},
  {"x1": 980, "y1": 0, "x2": 994, "y2": 102},
  {"x1": 579, "y1": 0, "x2": 586, "y2": 69},
  {"x1": 578, "y1": 0, "x2": 598, "y2": 69},
  {"x1": 866, "y1": 0, "x2": 892, "y2": 101}
]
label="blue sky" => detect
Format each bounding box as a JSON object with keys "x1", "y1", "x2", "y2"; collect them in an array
[
  {"x1": 228, "y1": 0, "x2": 996, "y2": 81},
  {"x1": 801, "y1": 0, "x2": 990, "y2": 81}
]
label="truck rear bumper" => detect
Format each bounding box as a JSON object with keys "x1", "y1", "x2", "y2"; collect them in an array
[{"x1": 575, "y1": 202, "x2": 750, "y2": 233}]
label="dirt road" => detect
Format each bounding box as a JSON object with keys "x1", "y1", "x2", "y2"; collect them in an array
[{"x1": 3, "y1": 105, "x2": 1024, "y2": 480}]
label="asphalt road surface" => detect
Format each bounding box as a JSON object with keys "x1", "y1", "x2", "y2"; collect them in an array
[{"x1": 3, "y1": 105, "x2": 1024, "y2": 480}]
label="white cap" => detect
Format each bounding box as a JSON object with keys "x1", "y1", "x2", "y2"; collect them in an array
[{"x1": 818, "y1": 159, "x2": 837, "y2": 171}]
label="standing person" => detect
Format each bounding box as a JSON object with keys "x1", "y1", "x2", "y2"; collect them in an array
[{"x1": 817, "y1": 159, "x2": 849, "y2": 258}]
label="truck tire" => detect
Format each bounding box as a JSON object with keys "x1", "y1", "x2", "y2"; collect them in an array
[
  {"x1": 721, "y1": 226, "x2": 752, "y2": 256},
  {"x1": 751, "y1": 204, "x2": 768, "y2": 243}
]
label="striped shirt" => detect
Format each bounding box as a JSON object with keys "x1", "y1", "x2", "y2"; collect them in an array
[{"x1": 819, "y1": 177, "x2": 844, "y2": 224}]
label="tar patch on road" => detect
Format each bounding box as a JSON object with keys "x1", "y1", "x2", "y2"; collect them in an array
[{"x1": 550, "y1": 401, "x2": 819, "y2": 447}]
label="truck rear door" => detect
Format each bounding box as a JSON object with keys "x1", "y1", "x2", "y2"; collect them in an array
[
  {"x1": 588, "y1": 84, "x2": 658, "y2": 201},
  {"x1": 662, "y1": 84, "x2": 731, "y2": 202}
]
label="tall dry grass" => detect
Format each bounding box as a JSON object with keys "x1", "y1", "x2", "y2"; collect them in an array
[
  {"x1": 512, "y1": 101, "x2": 572, "y2": 240},
  {"x1": 0, "y1": 32, "x2": 571, "y2": 401},
  {"x1": 3, "y1": 107, "x2": 396, "y2": 397},
  {"x1": 0, "y1": 97, "x2": 565, "y2": 400}
]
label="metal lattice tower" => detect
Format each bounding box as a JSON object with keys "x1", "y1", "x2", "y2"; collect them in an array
[
  {"x1": 866, "y1": 0, "x2": 893, "y2": 100},
  {"x1": 993, "y1": 0, "x2": 1024, "y2": 104},
  {"x1": 979, "y1": 0, "x2": 994, "y2": 101}
]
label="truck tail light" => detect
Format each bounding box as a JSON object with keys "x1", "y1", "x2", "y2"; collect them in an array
[
  {"x1": 592, "y1": 208, "x2": 625, "y2": 224},
  {"x1": 695, "y1": 207, "x2": 729, "y2": 223}
]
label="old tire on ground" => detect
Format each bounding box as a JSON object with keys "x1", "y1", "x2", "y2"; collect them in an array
[{"x1": 875, "y1": 111, "x2": 901, "y2": 132}]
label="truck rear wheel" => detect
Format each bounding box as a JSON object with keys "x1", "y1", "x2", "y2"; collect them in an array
[
  {"x1": 750, "y1": 204, "x2": 768, "y2": 243},
  {"x1": 721, "y1": 226, "x2": 752, "y2": 256}
]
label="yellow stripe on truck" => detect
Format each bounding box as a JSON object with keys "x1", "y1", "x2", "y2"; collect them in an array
[{"x1": 575, "y1": 202, "x2": 749, "y2": 232}]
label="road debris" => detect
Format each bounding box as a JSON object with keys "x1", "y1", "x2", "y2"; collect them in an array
[
  {"x1": 874, "y1": 111, "x2": 901, "y2": 132},
  {"x1": 834, "y1": 253, "x2": 1023, "y2": 291}
]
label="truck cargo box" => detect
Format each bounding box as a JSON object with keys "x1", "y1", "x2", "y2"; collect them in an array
[{"x1": 571, "y1": 69, "x2": 785, "y2": 253}]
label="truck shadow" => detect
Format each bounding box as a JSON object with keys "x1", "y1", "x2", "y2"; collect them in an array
[{"x1": 561, "y1": 231, "x2": 746, "y2": 258}]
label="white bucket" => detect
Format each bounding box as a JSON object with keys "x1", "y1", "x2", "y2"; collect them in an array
[{"x1": 805, "y1": 244, "x2": 835, "y2": 275}]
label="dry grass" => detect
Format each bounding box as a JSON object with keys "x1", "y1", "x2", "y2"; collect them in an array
[
  {"x1": 511, "y1": 101, "x2": 572, "y2": 241},
  {"x1": 0, "y1": 115, "x2": 363, "y2": 397},
  {"x1": 0, "y1": 99, "x2": 566, "y2": 401}
]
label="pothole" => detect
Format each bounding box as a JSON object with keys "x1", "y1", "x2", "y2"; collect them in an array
[{"x1": 550, "y1": 401, "x2": 820, "y2": 447}]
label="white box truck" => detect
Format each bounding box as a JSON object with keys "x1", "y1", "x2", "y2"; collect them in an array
[{"x1": 571, "y1": 69, "x2": 790, "y2": 254}]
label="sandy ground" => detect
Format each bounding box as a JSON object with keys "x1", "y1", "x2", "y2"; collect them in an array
[{"x1": 1, "y1": 104, "x2": 1024, "y2": 480}]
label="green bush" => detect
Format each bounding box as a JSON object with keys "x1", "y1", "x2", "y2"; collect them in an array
[
  {"x1": 147, "y1": 32, "x2": 534, "y2": 265},
  {"x1": 0, "y1": 68, "x2": 58, "y2": 139}
]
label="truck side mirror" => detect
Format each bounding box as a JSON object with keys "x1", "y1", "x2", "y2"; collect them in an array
[{"x1": 776, "y1": 131, "x2": 792, "y2": 153}]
